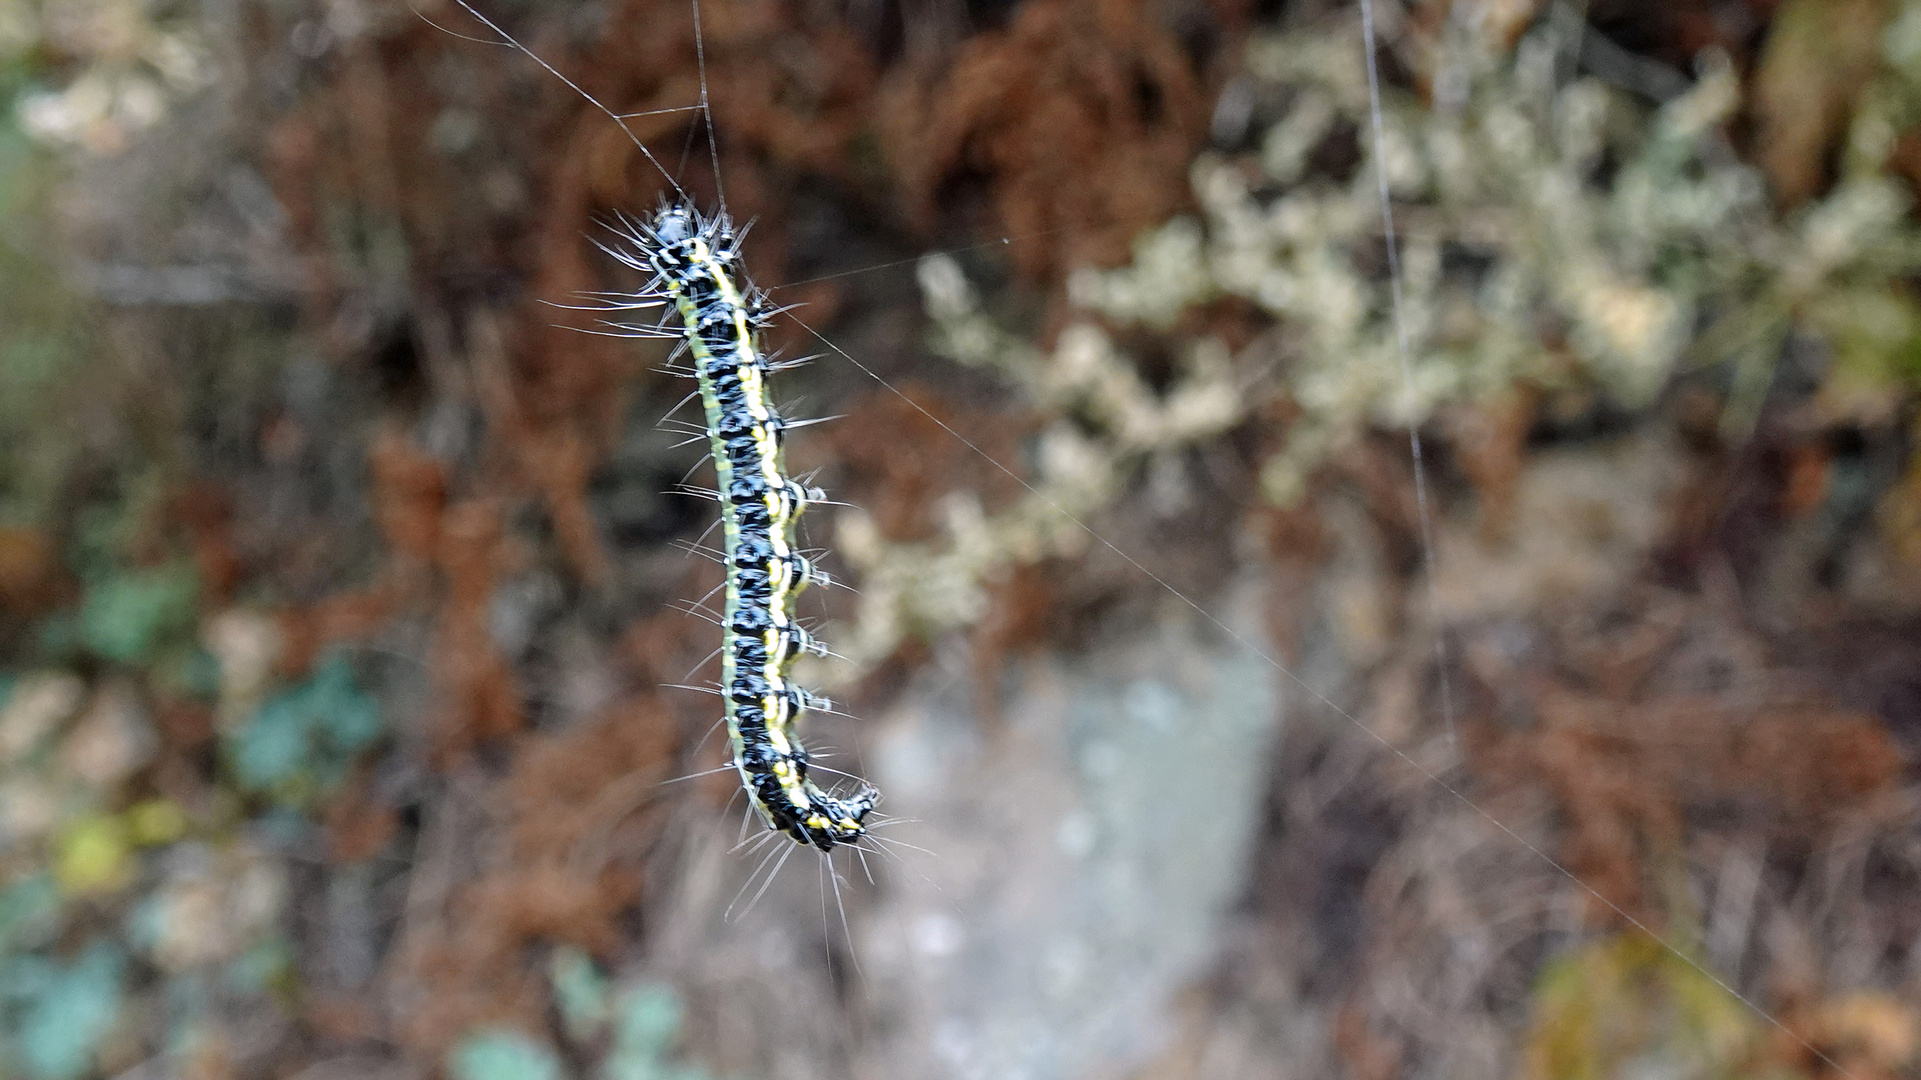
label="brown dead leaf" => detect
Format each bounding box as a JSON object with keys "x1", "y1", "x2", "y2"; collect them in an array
[
  {"x1": 1752, "y1": 0, "x2": 1891, "y2": 209},
  {"x1": 1443, "y1": 385, "x2": 1539, "y2": 546},
  {"x1": 880, "y1": 0, "x2": 1210, "y2": 280},
  {"x1": 0, "y1": 527, "x2": 70, "y2": 619}
]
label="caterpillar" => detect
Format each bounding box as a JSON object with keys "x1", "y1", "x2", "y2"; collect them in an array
[
  {"x1": 440, "y1": 0, "x2": 882, "y2": 856},
  {"x1": 604, "y1": 205, "x2": 881, "y2": 852}
]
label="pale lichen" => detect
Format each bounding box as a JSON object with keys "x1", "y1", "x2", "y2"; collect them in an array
[
  {"x1": 11, "y1": 0, "x2": 213, "y2": 155},
  {"x1": 815, "y1": 255, "x2": 1247, "y2": 678},
  {"x1": 825, "y1": 7, "x2": 1921, "y2": 672}
]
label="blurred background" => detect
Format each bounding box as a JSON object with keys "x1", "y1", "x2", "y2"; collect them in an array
[{"x1": 1, "y1": 0, "x2": 1920, "y2": 1077}]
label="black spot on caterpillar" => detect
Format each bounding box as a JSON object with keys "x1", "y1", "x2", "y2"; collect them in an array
[{"x1": 604, "y1": 204, "x2": 881, "y2": 851}]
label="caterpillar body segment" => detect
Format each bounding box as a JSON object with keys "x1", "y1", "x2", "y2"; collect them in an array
[{"x1": 633, "y1": 204, "x2": 879, "y2": 851}]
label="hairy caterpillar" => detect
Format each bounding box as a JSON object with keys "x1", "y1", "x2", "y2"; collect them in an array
[
  {"x1": 600, "y1": 205, "x2": 880, "y2": 851},
  {"x1": 440, "y1": 2, "x2": 879, "y2": 854}
]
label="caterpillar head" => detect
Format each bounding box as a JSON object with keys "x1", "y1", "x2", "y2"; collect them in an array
[
  {"x1": 796, "y1": 783, "x2": 881, "y2": 850},
  {"x1": 745, "y1": 764, "x2": 879, "y2": 851},
  {"x1": 652, "y1": 205, "x2": 698, "y2": 246}
]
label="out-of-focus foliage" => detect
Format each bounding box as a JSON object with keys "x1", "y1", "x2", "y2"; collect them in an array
[
  {"x1": 3, "y1": 0, "x2": 1921, "y2": 1078},
  {"x1": 451, "y1": 952, "x2": 730, "y2": 1080},
  {"x1": 451, "y1": 1031, "x2": 565, "y2": 1080},
  {"x1": 834, "y1": 2, "x2": 1921, "y2": 688},
  {"x1": 9, "y1": 0, "x2": 210, "y2": 154},
  {"x1": 1520, "y1": 934, "x2": 1766, "y2": 1080},
  {"x1": 8, "y1": 940, "x2": 126, "y2": 1080},
  {"x1": 77, "y1": 562, "x2": 197, "y2": 664},
  {"x1": 227, "y1": 654, "x2": 381, "y2": 802},
  {"x1": 1520, "y1": 932, "x2": 1921, "y2": 1080},
  {"x1": 832, "y1": 4, "x2": 1921, "y2": 1077}
]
